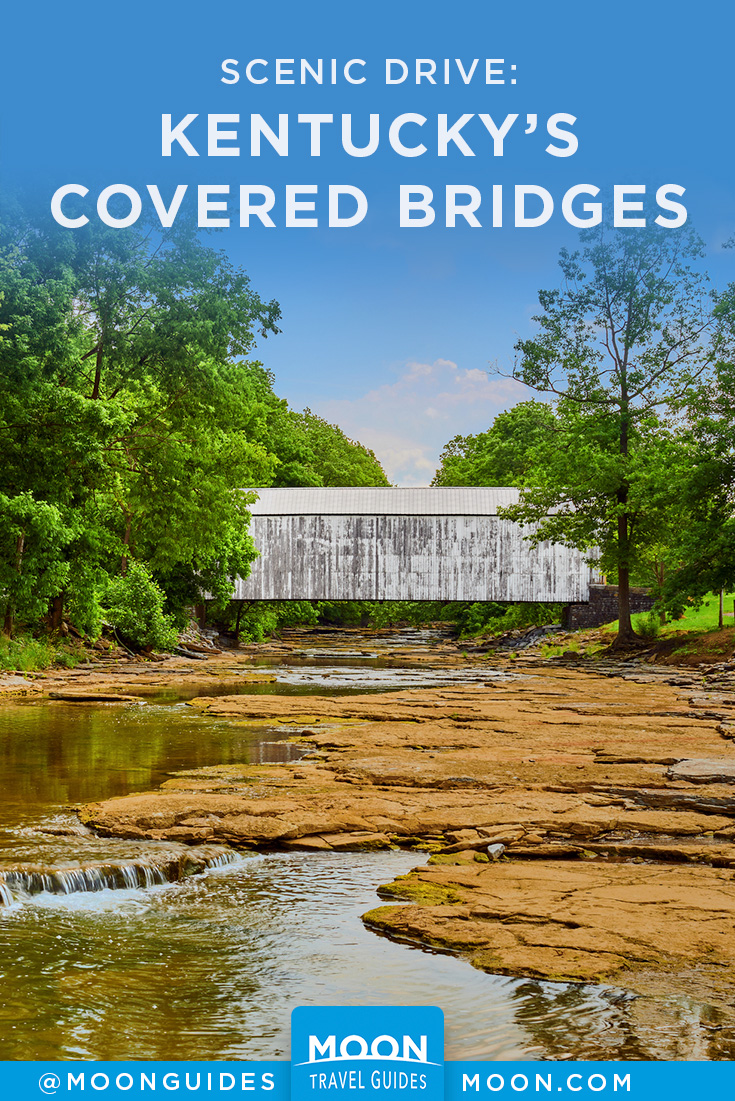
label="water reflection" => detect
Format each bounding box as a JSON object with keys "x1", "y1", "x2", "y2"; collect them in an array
[
  {"x1": 1, "y1": 850, "x2": 713, "y2": 1062},
  {"x1": 0, "y1": 701, "x2": 303, "y2": 829}
]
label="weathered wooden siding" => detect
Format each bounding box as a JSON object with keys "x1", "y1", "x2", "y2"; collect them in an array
[{"x1": 233, "y1": 514, "x2": 593, "y2": 602}]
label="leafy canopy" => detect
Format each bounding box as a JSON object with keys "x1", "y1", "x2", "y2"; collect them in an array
[
  {"x1": 432, "y1": 401, "x2": 555, "y2": 487},
  {"x1": 0, "y1": 198, "x2": 389, "y2": 643},
  {"x1": 498, "y1": 222, "x2": 716, "y2": 642}
]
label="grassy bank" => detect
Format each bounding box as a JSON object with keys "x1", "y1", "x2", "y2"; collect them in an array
[
  {"x1": 538, "y1": 592, "x2": 735, "y2": 665},
  {"x1": 0, "y1": 634, "x2": 85, "y2": 673}
]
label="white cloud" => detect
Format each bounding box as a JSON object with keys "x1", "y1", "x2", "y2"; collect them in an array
[{"x1": 314, "y1": 358, "x2": 528, "y2": 486}]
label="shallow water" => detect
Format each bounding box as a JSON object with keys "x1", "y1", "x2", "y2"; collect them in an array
[{"x1": 1, "y1": 633, "x2": 733, "y2": 1060}]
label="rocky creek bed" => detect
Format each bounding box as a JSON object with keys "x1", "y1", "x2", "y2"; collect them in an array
[
  {"x1": 5, "y1": 629, "x2": 735, "y2": 1056},
  {"x1": 69, "y1": 641, "x2": 735, "y2": 1024}
]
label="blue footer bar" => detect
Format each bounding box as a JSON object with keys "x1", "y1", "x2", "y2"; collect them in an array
[{"x1": 0, "y1": 1062, "x2": 731, "y2": 1100}]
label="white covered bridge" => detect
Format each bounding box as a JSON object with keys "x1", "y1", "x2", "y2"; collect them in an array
[{"x1": 233, "y1": 487, "x2": 596, "y2": 603}]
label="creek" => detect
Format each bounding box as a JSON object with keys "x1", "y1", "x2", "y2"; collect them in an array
[{"x1": 0, "y1": 631, "x2": 720, "y2": 1060}]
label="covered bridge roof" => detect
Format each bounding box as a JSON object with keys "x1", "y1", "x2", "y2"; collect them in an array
[{"x1": 246, "y1": 487, "x2": 521, "y2": 516}]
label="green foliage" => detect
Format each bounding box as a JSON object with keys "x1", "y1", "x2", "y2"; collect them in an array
[
  {"x1": 276, "y1": 601, "x2": 323, "y2": 628},
  {"x1": 261, "y1": 407, "x2": 390, "y2": 488},
  {"x1": 283, "y1": 600, "x2": 466, "y2": 630},
  {"x1": 220, "y1": 600, "x2": 321, "y2": 642},
  {"x1": 0, "y1": 198, "x2": 389, "y2": 640},
  {"x1": 0, "y1": 199, "x2": 280, "y2": 633},
  {"x1": 432, "y1": 401, "x2": 556, "y2": 486},
  {"x1": 502, "y1": 222, "x2": 716, "y2": 642},
  {"x1": 636, "y1": 610, "x2": 661, "y2": 639},
  {"x1": 215, "y1": 598, "x2": 562, "y2": 642},
  {"x1": 0, "y1": 632, "x2": 83, "y2": 671},
  {"x1": 316, "y1": 601, "x2": 375, "y2": 626},
  {"x1": 103, "y1": 561, "x2": 178, "y2": 650},
  {"x1": 455, "y1": 602, "x2": 563, "y2": 638},
  {"x1": 278, "y1": 410, "x2": 390, "y2": 487},
  {"x1": 656, "y1": 354, "x2": 735, "y2": 612},
  {"x1": 501, "y1": 402, "x2": 690, "y2": 580},
  {"x1": 236, "y1": 605, "x2": 281, "y2": 643},
  {"x1": 367, "y1": 602, "x2": 452, "y2": 628},
  {"x1": 603, "y1": 592, "x2": 735, "y2": 637},
  {"x1": 0, "y1": 492, "x2": 72, "y2": 632}
]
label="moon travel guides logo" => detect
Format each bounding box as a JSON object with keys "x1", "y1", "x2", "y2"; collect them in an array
[{"x1": 290, "y1": 1007, "x2": 445, "y2": 1101}]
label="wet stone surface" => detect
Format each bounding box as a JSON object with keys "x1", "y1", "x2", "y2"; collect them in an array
[{"x1": 4, "y1": 628, "x2": 735, "y2": 1057}]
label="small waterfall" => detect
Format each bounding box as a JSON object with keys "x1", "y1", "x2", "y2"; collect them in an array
[
  {"x1": 203, "y1": 849, "x2": 241, "y2": 870},
  {"x1": 0, "y1": 845, "x2": 239, "y2": 907}
]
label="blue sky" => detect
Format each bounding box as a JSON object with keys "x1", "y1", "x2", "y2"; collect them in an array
[{"x1": 3, "y1": 0, "x2": 734, "y2": 483}]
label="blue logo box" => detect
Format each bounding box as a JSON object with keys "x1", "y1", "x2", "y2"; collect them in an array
[{"x1": 291, "y1": 1007, "x2": 444, "y2": 1101}]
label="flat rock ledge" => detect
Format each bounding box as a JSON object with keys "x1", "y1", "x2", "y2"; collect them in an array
[
  {"x1": 363, "y1": 858, "x2": 735, "y2": 1014},
  {"x1": 80, "y1": 665, "x2": 735, "y2": 1012}
]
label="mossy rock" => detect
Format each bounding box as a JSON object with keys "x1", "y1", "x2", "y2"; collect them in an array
[
  {"x1": 362, "y1": 904, "x2": 403, "y2": 927},
  {"x1": 470, "y1": 950, "x2": 505, "y2": 974},
  {"x1": 375, "y1": 875, "x2": 463, "y2": 905}
]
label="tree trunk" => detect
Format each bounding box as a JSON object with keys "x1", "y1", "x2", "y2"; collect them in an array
[
  {"x1": 655, "y1": 562, "x2": 667, "y2": 625},
  {"x1": 719, "y1": 589, "x2": 725, "y2": 630},
  {"x1": 120, "y1": 515, "x2": 132, "y2": 576},
  {"x1": 91, "y1": 340, "x2": 103, "y2": 400},
  {"x1": 613, "y1": 509, "x2": 638, "y2": 648},
  {"x1": 234, "y1": 600, "x2": 244, "y2": 637},
  {"x1": 615, "y1": 564, "x2": 636, "y2": 645},
  {"x1": 49, "y1": 594, "x2": 64, "y2": 630},
  {"x1": 3, "y1": 532, "x2": 25, "y2": 638},
  {"x1": 612, "y1": 392, "x2": 638, "y2": 648}
]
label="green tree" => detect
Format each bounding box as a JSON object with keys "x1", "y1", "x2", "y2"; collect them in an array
[
  {"x1": 656, "y1": 356, "x2": 735, "y2": 612},
  {"x1": 0, "y1": 492, "x2": 72, "y2": 634},
  {"x1": 0, "y1": 199, "x2": 391, "y2": 644},
  {"x1": 193, "y1": 366, "x2": 390, "y2": 489},
  {"x1": 432, "y1": 401, "x2": 555, "y2": 486},
  {"x1": 103, "y1": 560, "x2": 178, "y2": 650},
  {"x1": 503, "y1": 223, "x2": 714, "y2": 645},
  {"x1": 0, "y1": 199, "x2": 281, "y2": 638},
  {"x1": 278, "y1": 410, "x2": 390, "y2": 487}
]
